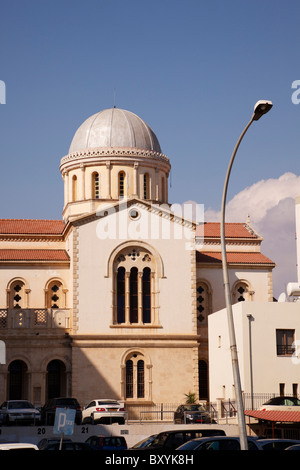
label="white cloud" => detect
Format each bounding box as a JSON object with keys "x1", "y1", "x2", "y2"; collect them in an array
[{"x1": 204, "y1": 172, "x2": 300, "y2": 298}]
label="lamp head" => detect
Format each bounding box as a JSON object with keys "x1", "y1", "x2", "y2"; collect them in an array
[{"x1": 253, "y1": 100, "x2": 273, "y2": 121}]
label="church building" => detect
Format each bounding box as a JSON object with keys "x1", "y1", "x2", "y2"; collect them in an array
[{"x1": 0, "y1": 107, "x2": 275, "y2": 412}]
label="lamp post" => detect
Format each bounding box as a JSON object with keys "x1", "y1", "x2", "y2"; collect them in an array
[{"x1": 220, "y1": 100, "x2": 273, "y2": 450}]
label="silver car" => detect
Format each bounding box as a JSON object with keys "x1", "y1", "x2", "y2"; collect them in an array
[{"x1": 0, "y1": 400, "x2": 41, "y2": 425}]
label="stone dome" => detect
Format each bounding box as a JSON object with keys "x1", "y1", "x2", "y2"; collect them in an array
[{"x1": 69, "y1": 107, "x2": 162, "y2": 154}]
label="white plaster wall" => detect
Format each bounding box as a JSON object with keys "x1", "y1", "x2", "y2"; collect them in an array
[
  {"x1": 197, "y1": 267, "x2": 272, "y2": 313},
  {"x1": 76, "y1": 203, "x2": 195, "y2": 335},
  {"x1": 209, "y1": 302, "x2": 300, "y2": 402}
]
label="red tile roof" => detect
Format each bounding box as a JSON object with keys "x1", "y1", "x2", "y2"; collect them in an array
[
  {"x1": 245, "y1": 409, "x2": 300, "y2": 423},
  {"x1": 0, "y1": 249, "x2": 70, "y2": 262},
  {"x1": 0, "y1": 219, "x2": 65, "y2": 235},
  {"x1": 196, "y1": 251, "x2": 275, "y2": 265},
  {"x1": 196, "y1": 222, "x2": 258, "y2": 239}
]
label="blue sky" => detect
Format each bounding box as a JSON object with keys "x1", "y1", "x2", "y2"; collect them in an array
[{"x1": 1, "y1": 0, "x2": 300, "y2": 295}]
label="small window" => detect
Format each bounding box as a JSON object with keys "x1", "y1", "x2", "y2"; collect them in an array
[
  {"x1": 92, "y1": 172, "x2": 100, "y2": 199},
  {"x1": 72, "y1": 175, "x2": 77, "y2": 201},
  {"x1": 119, "y1": 172, "x2": 125, "y2": 198},
  {"x1": 143, "y1": 173, "x2": 150, "y2": 199},
  {"x1": 276, "y1": 329, "x2": 295, "y2": 356}
]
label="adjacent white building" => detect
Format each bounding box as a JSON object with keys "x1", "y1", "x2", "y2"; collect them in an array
[{"x1": 209, "y1": 196, "x2": 300, "y2": 404}]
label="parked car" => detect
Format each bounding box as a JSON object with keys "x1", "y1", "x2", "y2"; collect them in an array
[
  {"x1": 40, "y1": 397, "x2": 82, "y2": 425},
  {"x1": 85, "y1": 435, "x2": 127, "y2": 450},
  {"x1": 285, "y1": 444, "x2": 300, "y2": 450},
  {"x1": 37, "y1": 438, "x2": 72, "y2": 450},
  {"x1": 0, "y1": 442, "x2": 38, "y2": 450},
  {"x1": 0, "y1": 400, "x2": 41, "y2": 425},
  {"x1": 40, "y1": 441, "x2": 95, "y2": 450},
  {"x1": 82, "y1": 399, "x2": 126, "y2": 424},
  {"x1": 174, "y1": 404, "x2": 215, "y2": 424},
  {"x1": 130, "y1": 434, "x2": 158, "y2": 449},
  {"x1": 257, "y1": 439, "x2": 300, "y2": 451},
  {"x1": 259, "y1": 396, "x2": 300, "y2": 411},
  {"x1": 177, "y1": 436, "x2": 261, "y2": 451},
  {"x1": 130, "y1": 428, "x2": 226, "y2": 451}
]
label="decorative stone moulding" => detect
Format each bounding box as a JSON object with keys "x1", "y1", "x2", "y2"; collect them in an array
[{"x1": 60, "y1": 146, "x2": 170, "y2": 172}]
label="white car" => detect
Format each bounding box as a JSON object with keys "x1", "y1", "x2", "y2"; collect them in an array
[
  {"x1": 82, "y1": 399, "x2": 126, "y2": 424},
  {"x1": 0, "y1": 443, "x2": 38, "y2": 450},
  {"x1": 259, "y1": 396, "x2": 300, "y2": 411}
]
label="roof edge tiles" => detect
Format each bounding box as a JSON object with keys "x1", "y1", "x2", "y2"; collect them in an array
[
  {"x1": 196, "y1": 251, "x2": 275, "y2": 266},
  {"x1": 0, "y1": 249, "x2": 70, "y2": 262},
  {"x1": 0, "y1": 219, "x2": 65, "y2": 235},
  {"x1": 244, "y1": 409, "x2": 300, "y2": 423},
  {"x1": 196, "y1": 222, "x2": 260, "y2": 239}
]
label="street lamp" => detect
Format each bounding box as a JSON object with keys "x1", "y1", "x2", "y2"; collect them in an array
[{"x1": 220, "y1": 100, "x2": 273, "y2": 450}]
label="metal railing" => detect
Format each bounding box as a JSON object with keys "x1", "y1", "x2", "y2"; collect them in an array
[{"x1": 0, "y1": 308, "x2": 71, "y2": 330}]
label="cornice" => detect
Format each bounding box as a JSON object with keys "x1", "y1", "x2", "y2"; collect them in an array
[{"x1": 60, "y1": 146, "x2": 170, "y2": 172}]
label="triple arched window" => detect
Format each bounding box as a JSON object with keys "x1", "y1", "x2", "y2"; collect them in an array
[
  {"x1": 112, "y1": 245, "x2": 159, "y2": 326},
  {"x1": 116, "y1": 266, "x2": 151, "y2": 324}
]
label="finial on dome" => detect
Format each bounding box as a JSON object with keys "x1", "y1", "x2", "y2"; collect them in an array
[{"x1": 246, "y1": 214, "x2": 251, "y2": 225}]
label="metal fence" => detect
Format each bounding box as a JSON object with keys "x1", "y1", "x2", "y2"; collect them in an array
[{"x1": 126, "y1": 394, "x2": 295, "y2": 424}]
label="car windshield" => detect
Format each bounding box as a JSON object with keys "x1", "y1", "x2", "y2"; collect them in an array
[
  {"x1": 8, "y1": 401, "x2": 34, "y2": 409},
  {"x1": 55, "y1": 398, "x2": 78, "y2": 406},
  {"x1": 182, "y1": 405, "x2": 206, "y2": 412},
  {"x1": 131, "y1": 435, "x2": 157, "y2": 448},
  {"x1": 97, "y1": 401, "x2": 119, "y2": 405},
  {"x1": 263, "y1": 397, "x2": 300, "y2": 406}
]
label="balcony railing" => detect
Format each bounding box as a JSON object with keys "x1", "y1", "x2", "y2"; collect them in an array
[
  {"x1": 0, "y1": 308, "x2": 71, "y2": 330},
  {"x1": 276, "y1": 344, "x2": 295, "y2": 356}
]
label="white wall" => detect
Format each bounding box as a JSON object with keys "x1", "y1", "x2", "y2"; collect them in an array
[
  {"x1": 208, "y1": 301, "x2": 300, "y2": 402},
  {"x1": 76, "y1": 203, "x2": 196, "y2": 335}
]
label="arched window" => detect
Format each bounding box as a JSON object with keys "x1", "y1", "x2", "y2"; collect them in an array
[
  {"x1": 137, "y1": 360, "x2": 145, "y2": 398},
  {"x1": 92, "y1": 172, "x2": 100, "y2": 199},
  {"x1": 129, "y1": 267, "x2": 138, "y2": 323},
  {"x1": 117, "y1": 267, "x2": 125, "y2": 324},
  {"x1": 142, "y1": 267, "x2": 151, "y2": 323},
  {"x1": 46, "y1": 359, "x2": 66, "y2": 401},
  {"x1": 8, "y1": 280, "x2": 26, "y2": 309},
  {"x1": 8, "y1": 360, "x2": 28, "y2": 400},
  {"x1": 232, "y1": 280, "x2": 252, "y2": 303},
  {"x1": 114, "y1": 246, "x2": 157, "y2": 325},
  {"x1": 46, "y1": 280, "x2": 64, "y2": 309},
  {"x1": 125, "y1": 354, "x2": 145, "y2": 399},
  {"x1": 198, "y1": 360, "x2": 208, "y2": 400},
  {"x1": 72, "y1": 175, "x2": 77, "y2": 201},
  {"x1": 118, "y1": 171, "x2": 125, "y2": 198},
  {"x1": 143, "y1": 173, "x2": 150, "y2": 199},
  {"x1": 196, "y1": 281, "x2": 211, "y2": 326},
  {"x1": 126, "y1": 360, "x2": 133, "y2": 398}
]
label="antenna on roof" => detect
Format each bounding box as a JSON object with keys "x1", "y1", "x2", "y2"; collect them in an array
[{"x1": 113, "y1": 88, "x2": 117, "y2": 108}]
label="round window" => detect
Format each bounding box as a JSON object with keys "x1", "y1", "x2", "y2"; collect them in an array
[{"x1": 129, "y1": 209, "x2": 140, "y2": 220}]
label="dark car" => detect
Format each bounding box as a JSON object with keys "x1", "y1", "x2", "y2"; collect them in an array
[
  {"x1": 177, "y1": 436, "x2": 261, "y2": 451},
  {"x1": 37, "y1": 438, "x2": 72, "y2": 450},
  {"x1": 130, "y1": 434, "x2": 157, "y2": 449},
  {"x1": 130, "y1": 428, "x2": 226, "y2": 451},
  {"x1": 40, "y1": 441, "x2": 95, "y2": 450},
  {"x1": 257, "y1": 439, "x2": 300, "y2": 451},
  {"x1": 40, "y1": 397, "x2": 82, "y2": 425},
  {"x1": 174, "y1": 404, "x2": 215, "y2": 424},
  {"x1": 85, "y1": 435, "x2": 127, "y2": 450}
]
